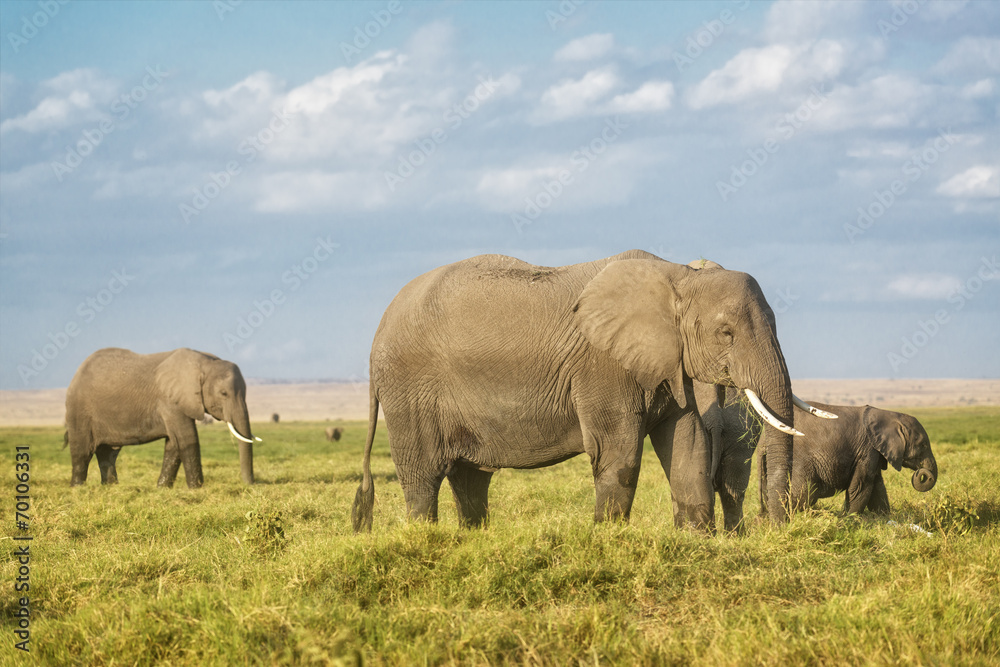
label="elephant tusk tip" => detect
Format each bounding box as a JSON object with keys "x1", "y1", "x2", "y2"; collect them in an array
[
  {"x1": 254, "y1": 436, "x2": 262, "y2": 442},
  {"x1": 792, "y1": 394, "x2": 838, "y2": 419}
]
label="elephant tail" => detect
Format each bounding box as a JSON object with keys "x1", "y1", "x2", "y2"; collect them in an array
[
  {"x1": 63, "y1": 431, "x2": 69, "y2": 450},
  {"x1": 351, "y1": 383, "x2": 378, "y2": 533}
]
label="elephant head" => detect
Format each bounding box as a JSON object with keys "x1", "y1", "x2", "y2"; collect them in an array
[
  {"x1": 864, "y1": 407, "x2": 937, "y2": 492},
  {"x1": 156, "y1": 349, "x2": 256, "y2": 484},
  {"x1": 575, "y1": 257, "x2": 801, "y2": 521}
]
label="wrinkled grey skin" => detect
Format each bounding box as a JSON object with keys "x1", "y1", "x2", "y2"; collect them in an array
[
  {"x1": 325, "y1": 426, "x2": 343, "y2": 442},
  {"x1": 352, "y1": 251, "x2": 797, "y2": 532},
  {"x1": 65, "y1": 348, "x2": 255, "y2": 488},
  {"x1": 760, "y1": 403, "x2": 938, "y2": 515},
  {"x1": 693, "y1": 382, "x2": 762, "y2": 532}
]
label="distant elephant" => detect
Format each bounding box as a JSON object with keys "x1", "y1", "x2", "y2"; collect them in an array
[
  {"x1": 353, "y1": 251, "x2": 831, "y2": 533},
  {"x1": 693, "y1": 382, "x2": 761, "y2": 532},
  {"x1": 65, "y1": 348, "x2": 259, "y2": 488},
  {"x1": 760, "y1": 403, "x2": 938, "y2": 515},
  {"x1": 325, "y1": 426, "x2": 343, "y2": 442},
  {"x1": 272, "y1": 413, "x2": 280, "y2": 423}
]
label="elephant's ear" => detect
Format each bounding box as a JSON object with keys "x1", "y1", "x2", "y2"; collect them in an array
[
  {"x1": 864, "y1": 406, "x2": 905, "y2": 471},
  {"x1": 574, "y1": 258, "x2": 690, "y2": 407},
  {"x1": 155, "y1": 349, "x2": 206, "y2": 420}
]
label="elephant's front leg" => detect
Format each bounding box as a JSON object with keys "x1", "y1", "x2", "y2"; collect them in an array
[
  {"x1": 158, "y1": 439, "x2": 183, "y2": 488},
  {"x1": 843, "y1": 457, "x2": 880, "y2": 515},
  {"x1": 165, "y1": 419, "x2": 204, "y2": 489},
  {"x1": 583, "y1": 420, "x2": 644, "y2": 522},
  {"x1": 865, "y1": 471, "x2": 891, "y2": 515},
  {"x1": 650, "y1": 409, "x2": 715, "y2": 531}
]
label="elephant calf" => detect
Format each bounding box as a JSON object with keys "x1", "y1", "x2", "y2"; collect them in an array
[
  {"x1": 693, "y1": 383, "x2": 762, "y2": 532},
  {"x1": 761, "y1": 403, "x2": 938, "y2": 515}
]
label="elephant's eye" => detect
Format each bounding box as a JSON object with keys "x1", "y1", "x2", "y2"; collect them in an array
[
  {"x1": 220, "y1": 390, "x2": 229, "y2": 397},
  {"x1": 718, "y1": 326, "x2": 734, "y2": 345}
]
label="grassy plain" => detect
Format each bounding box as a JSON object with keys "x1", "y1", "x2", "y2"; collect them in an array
[{"x1": 1, "y1": 407, "x2": 998, "y2": 665}]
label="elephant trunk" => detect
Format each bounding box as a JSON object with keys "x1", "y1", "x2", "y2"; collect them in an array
[
  {"x1": 912, "y1": 455, "x2": 937, "y2": 492},
  {"x1": 226, "y1": 402, "x2": 255, "y2": 485},
  {"x1": 733, "y1": 335, "x2": 794, "y2": 523}
]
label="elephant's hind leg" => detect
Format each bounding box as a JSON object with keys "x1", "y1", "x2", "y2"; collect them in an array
[
  {"x1": 447, "y1": 462, "x2": 493, "y2": 528},
  {"x1": 70, "y1": 447, "x2": 93, "y2": 486},
  {"x1": 95, "y1": 444, "x2": 121, "y2": 484},
  {"x1": 67, "y1": 426, "x2": 94, "y2": 486}
]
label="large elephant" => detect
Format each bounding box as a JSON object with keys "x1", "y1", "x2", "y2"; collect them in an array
[
  {"x1": 352, "y1": 250, "x2": 827, "y2": 532},
  {"x1": 65, "y1": 347, "x2": 258, "y2": 488},
  {"x1": 760, "y1": 403, "x2": 938, "y2": 515}
]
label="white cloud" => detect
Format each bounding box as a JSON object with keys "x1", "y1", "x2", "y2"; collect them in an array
[
  {"x1": 686, "y1": 45, "x2": 798, "y2": 109},
  {"x1": 937, "y1": 166, "x2": 1000, "y2": 198},
  {"x1": 933, "y1": 37, "x2": 1000, "y2": 77},
  {"x1": 886, "y1": 274, "x2": 963, "y2": 300},
  {"x1": 686, "y1": 38, "x2": 848, "y2": 110},
  {"x1": 960, "y1": 79, "x2": 995, "y2": 100},
  {"x1": 554, "y1": 33, "x2": 615, "y2": 62},
  {"x1": 253, "y1": 170, "x2": 390, "y2": 212},
  {"x1": 913, "y1": 0, "x2": 970, "y2": 22},
  {"x1": 807, "y1": 74, "x2": 937, "y2": 131},
  {"x1": 764, "y1": 1, "x2": 864, "y2": 41},
  {"x1": 0, "y1": 68, "x2": 117, "y2": 135},
  {"x1": 474, "y1": 141, "x2": 657, "y2": 213},
  {"x1": 534, "y1": 66, "x2": 620, "y2": 122},
  {"x1": 606, "y1": 81, "x2": 674, "y2": 113}
]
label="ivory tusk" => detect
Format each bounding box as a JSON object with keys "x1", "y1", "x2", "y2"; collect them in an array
[
  {"x1": 744, "y1": 389, "x2": 804, "y2": 437},
  {"x1": 227, "y1": 421, "x2": 255, "y2": 444},
  {"x1": 793, "y1": 394, "x2": 838, "y2": 419}
]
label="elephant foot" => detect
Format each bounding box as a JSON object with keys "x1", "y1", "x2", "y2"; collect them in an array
[{"x1": 672, "y1": 502, "x2": 715, "y2": 533}]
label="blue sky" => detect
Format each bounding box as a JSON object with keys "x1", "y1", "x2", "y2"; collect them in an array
[{"x1": 1, "y1": 0, "x2": 998, "y2": 390}]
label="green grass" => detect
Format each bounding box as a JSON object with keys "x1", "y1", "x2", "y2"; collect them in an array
[{"x1": 2, "y1": 408, "x2": 998, "y2": 665}]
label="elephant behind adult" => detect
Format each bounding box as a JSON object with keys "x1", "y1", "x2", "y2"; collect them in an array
[
  {"x1": 760, "y1": 403, "x2": 938, "y2": 515},
  {"x1": 693, "y1": 382, "x2": 762, "y2": 532},
  {"x1": 353, "y1": 250, "x2": 820, "y2": 532},
  {"x1": 65, "y1": 347, "x2": 258, "y2": 488}
]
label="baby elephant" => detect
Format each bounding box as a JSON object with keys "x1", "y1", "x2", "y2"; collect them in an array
[
  {"x1": 761, "y1": 403, "x2": 938, "y2": 515},
  {"x1": 694, "y1": 382, "x2": 761, "y2": 532},
  {"x1": 325, "y1": 426, "x2": 343, "y2": 442}
]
